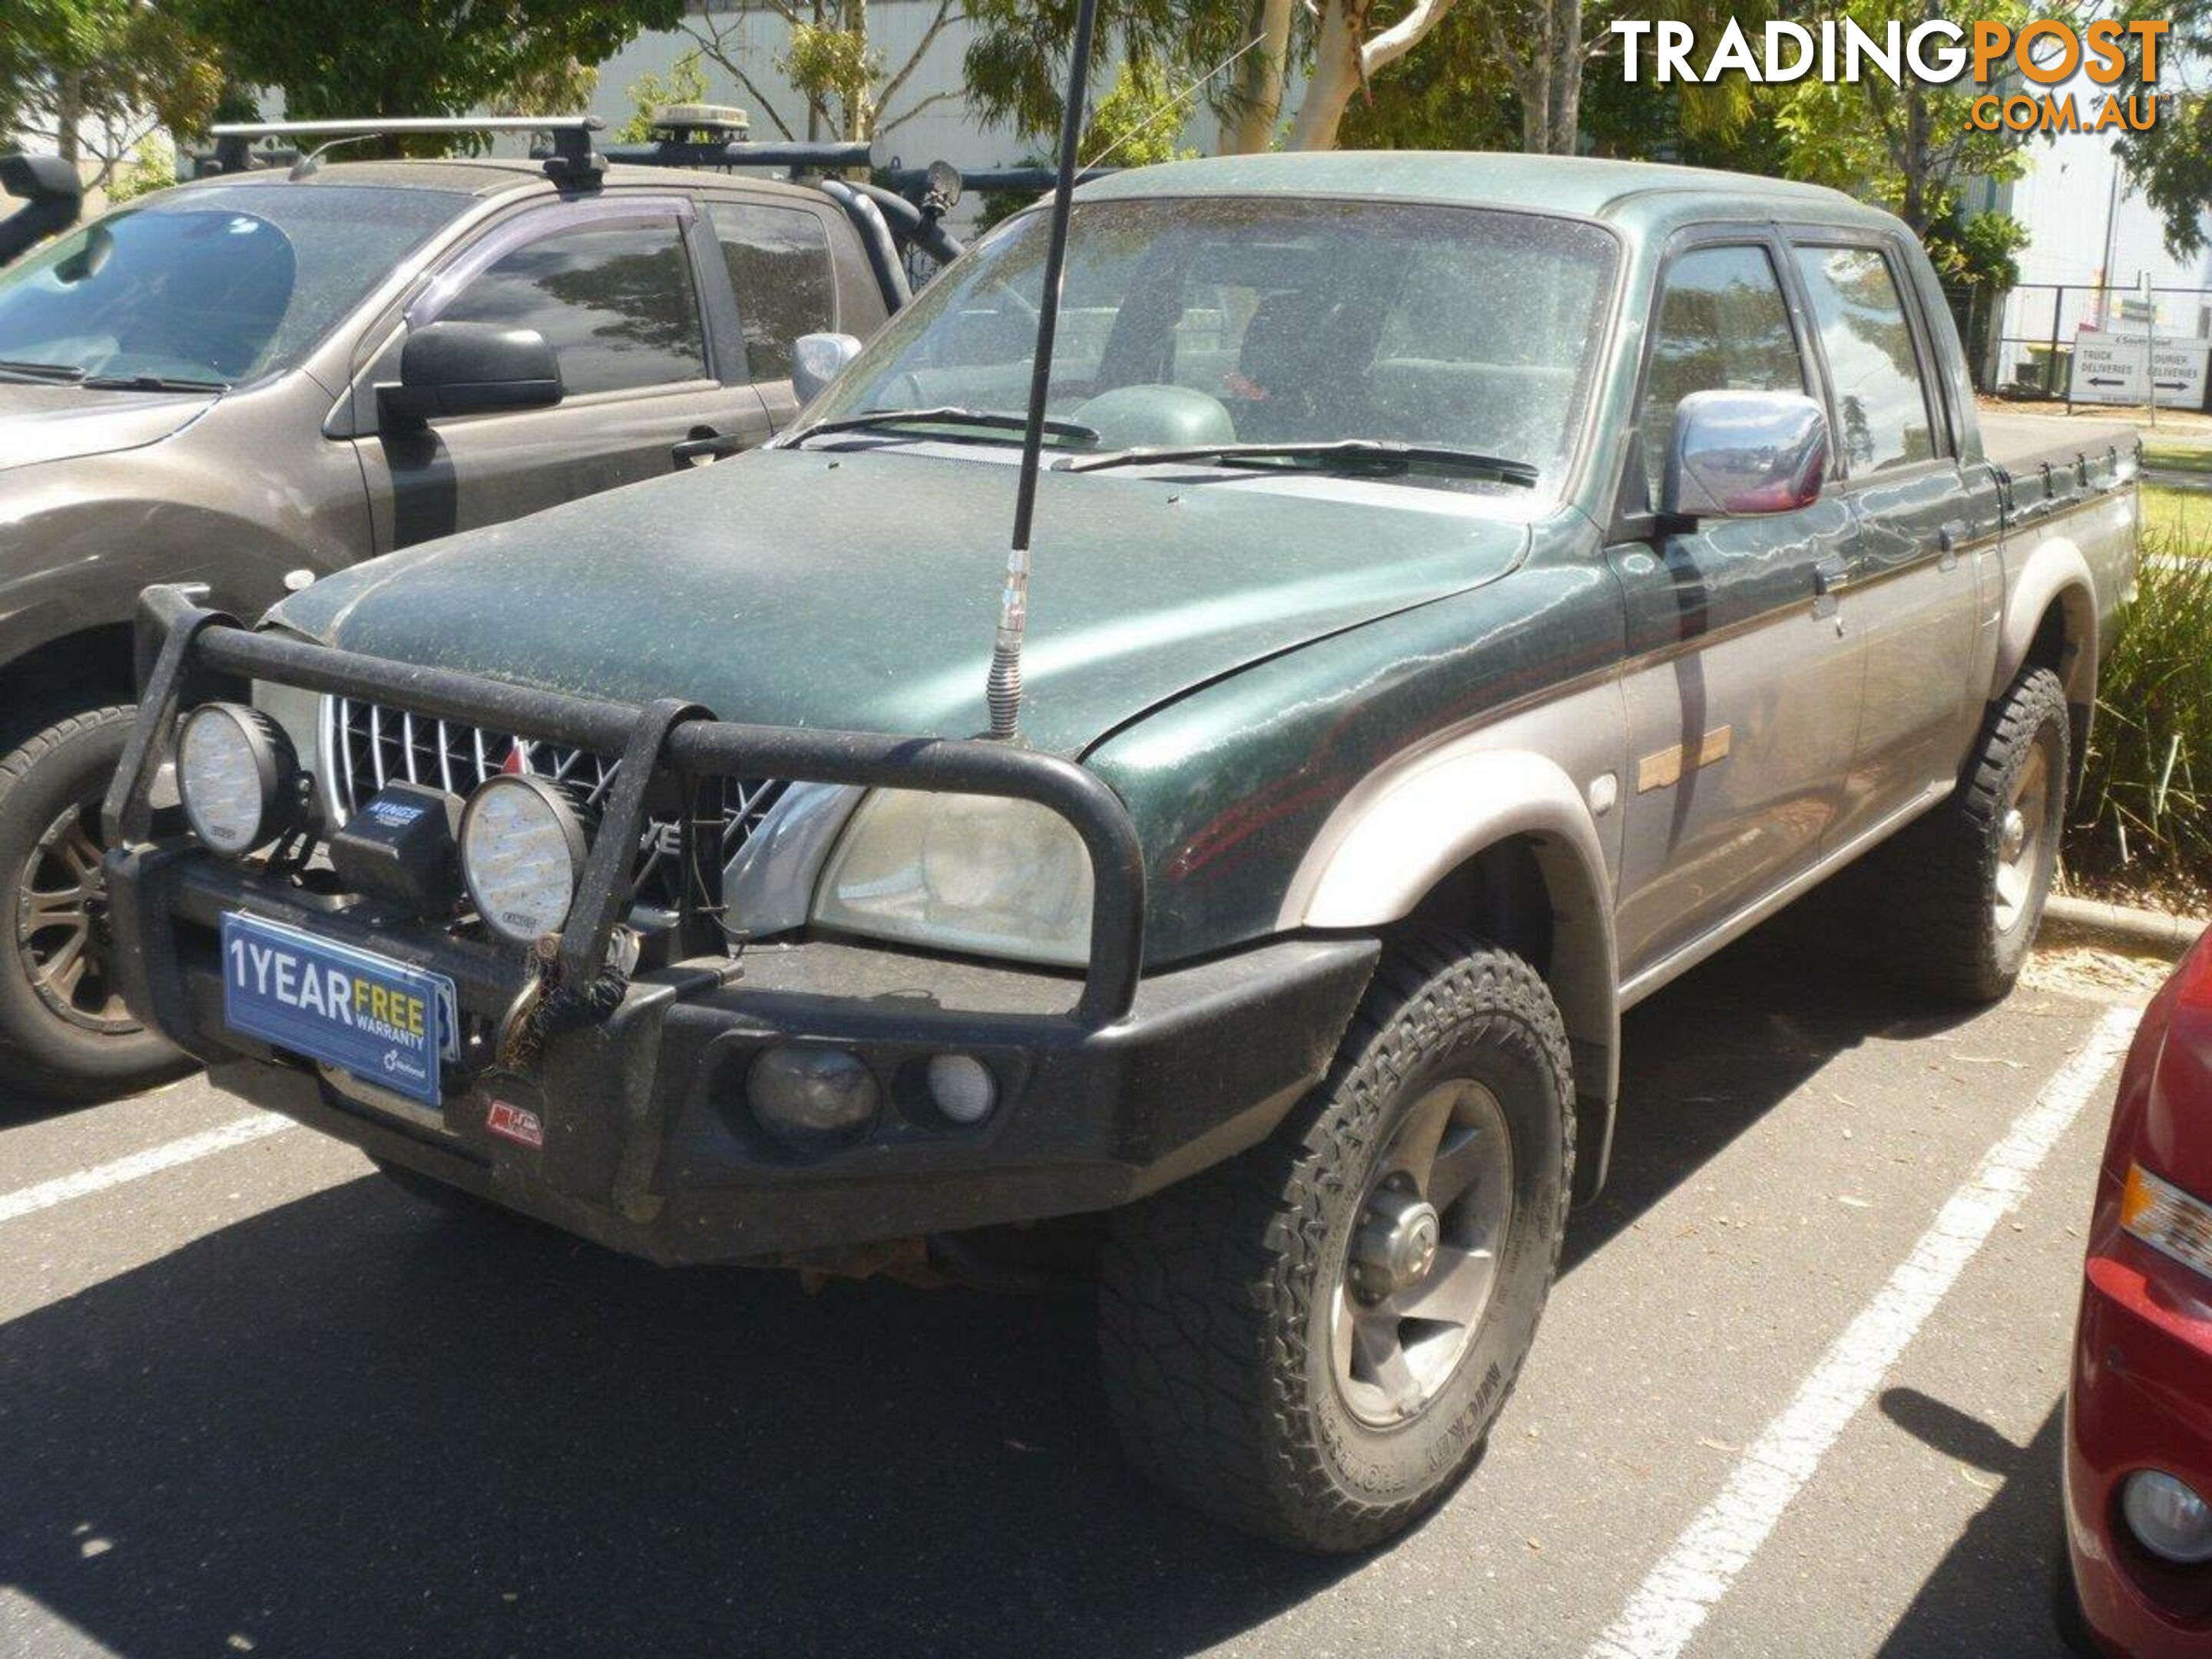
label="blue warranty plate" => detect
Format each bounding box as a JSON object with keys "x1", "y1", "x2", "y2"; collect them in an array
[{"x1": 220, "y1": 912, "x2": 458, "y2": 1108}]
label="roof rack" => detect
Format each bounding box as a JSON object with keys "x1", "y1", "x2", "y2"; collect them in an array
[{"x1": 206, "y1": 116, "x2": 607, "y2": 185}]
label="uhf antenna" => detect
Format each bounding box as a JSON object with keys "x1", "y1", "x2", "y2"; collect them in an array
[{"x1": 985, "y1": 0, "x2": 1101, "y2": 742}]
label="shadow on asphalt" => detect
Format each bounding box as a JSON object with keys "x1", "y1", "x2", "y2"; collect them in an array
[
  {"x1": 1876, "y1": 1387, "x2": 2075, "y2": 1658},
  {"x1": 1564, "y1": 912, "x2": 1982, "y2": 1274},
  {"x1": 0, "y1": 923, "x2": 1986, "y2": 1657}
]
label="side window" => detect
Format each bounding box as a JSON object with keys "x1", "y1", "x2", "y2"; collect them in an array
[
  {"x1": 1790, "y1": 245, "x2": 1937, "y2": 475},
  {"x1": 439, "y1": 218, "x2": 706, "y2": 398},
  {"x1": 707, "y1": 203, "x2": 834, "y2": 382},
  {"x1": 1637, "y1": 244, "x2": 1806, "y2": 502}
]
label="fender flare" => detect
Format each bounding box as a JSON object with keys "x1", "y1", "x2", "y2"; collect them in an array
[
  {"x1": 1280, "y1": 747, "x2": 1621, "y2": 1192},
  {"x1": 1994, "y1": 534, "x2": 2098, "y2": 708}
]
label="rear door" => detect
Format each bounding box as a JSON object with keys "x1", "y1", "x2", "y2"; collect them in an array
[
  {"x1": 697, "y1": 193, "x2": 854, "y2": 429},
  {"x1": 352, "y1": 195, "x2": 773, "y2": 551},
  {"x1": 1785, "y1": 237, "x2": 1985, "y2": 846},
  {"x1": 1606, "y1": 233, "x2": 1866, "y2": 985}
]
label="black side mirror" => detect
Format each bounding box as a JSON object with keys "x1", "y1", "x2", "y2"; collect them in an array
[{"x1": 380, "y1": 321, "x2": 561, "y2": 424}]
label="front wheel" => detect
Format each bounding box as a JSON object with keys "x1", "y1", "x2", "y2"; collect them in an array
[
  {"x1": 0, "y1": 707, "x2": 187, "y2": 1103},
  {"x1": 1098, "y1": 930, "x2": 1574, "y2": 1552}
]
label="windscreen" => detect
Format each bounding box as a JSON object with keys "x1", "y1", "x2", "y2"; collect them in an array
[
  {"x1": 813, "y1": 194, "x2": 1619, "y2": 491},
  {"x1": 0, "y1": 183, "x2": 469, "y2": 387}
]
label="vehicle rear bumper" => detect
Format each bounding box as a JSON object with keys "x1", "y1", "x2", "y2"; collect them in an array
[
  {"x1": 108, "y1": 842, "x2": 1379, "y2": 1265},
  {"x1": 2065, "y1": 1230, "x2": 2212, "y2": 1657}
]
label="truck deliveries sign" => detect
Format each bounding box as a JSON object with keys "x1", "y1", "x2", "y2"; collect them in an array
[{"x1": 2070, "y1": 332, "x2": 2212, "y2": 409}]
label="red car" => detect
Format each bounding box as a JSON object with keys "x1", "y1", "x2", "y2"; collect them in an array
[{"x1": 2066, "y1": 923, "x2": 2212, "y2": 1656}]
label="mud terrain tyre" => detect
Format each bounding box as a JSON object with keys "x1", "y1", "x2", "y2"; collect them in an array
[
  {"x1": 1098, "y1": 929, "x2": 1573, "y2": 1552},
  {"x1": 1883, "y1": 667, "x2": 2069, "y2": 1004},
  {"x1": 0, "y1": 707, "x2": 187, "y2": 1103}
]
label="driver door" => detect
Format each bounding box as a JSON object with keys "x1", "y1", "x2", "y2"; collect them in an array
[
  {"x1": 1606, "y1": 236, "x2": 1867, "y2": 986},
  {"x1": 349, "y1": 197, "x2": 771, "y2": 551}
]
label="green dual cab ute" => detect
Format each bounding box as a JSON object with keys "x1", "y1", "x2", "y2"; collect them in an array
[{"x1": 104, "y1": 152, "x2": 2137, "y2": 1551}]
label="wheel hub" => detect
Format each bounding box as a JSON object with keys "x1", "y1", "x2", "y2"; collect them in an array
[
  {"x1": 15, "y1": 796, "x2": 139, "y2": 1036},
  {"x1": 1353, "y1": 1187, "x2": 1442, "y2": 1296},
  {"x1": 1331, "y1": 1080, "x2": 1517, "y2": 1427},
  {"x1": 1999, "y1": 807, "x2": 2027, "y2": 863}
]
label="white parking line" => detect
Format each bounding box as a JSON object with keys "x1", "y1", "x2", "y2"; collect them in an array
[
  {"x1": 0, "y1": 1113, "x2": 295, "y2": 1224},
  {"x1": 1585, "y1": 1003, "x2": 2138, "y2": 1659}
]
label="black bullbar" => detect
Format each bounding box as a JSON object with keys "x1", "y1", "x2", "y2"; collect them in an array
[{"x1": 98, "y1": 587, "x2": 1383, "y2": 1264}]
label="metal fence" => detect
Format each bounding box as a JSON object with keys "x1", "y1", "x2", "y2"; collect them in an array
[{"x1": 1947, "y1": 281, "x2": 2212, "y2": 405}]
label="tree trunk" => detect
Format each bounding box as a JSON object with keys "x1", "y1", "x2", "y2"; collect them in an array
[
  {"x1": 1548, "y1": 0, "x2": 1581, "y2": 154},
  {"x1": 57, "y1": 70, "x2": 83, "y2": 165},
  {"x1": 1221, "y1": 0, "x2": 1295, "y2": 154},
  {"x1": 1289, "y1": 0, "x2": 1459, "y2": 150}
]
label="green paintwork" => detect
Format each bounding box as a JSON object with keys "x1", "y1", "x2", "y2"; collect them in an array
[
  {"x1": 263, "y1": 153, "x2": 1929, "y2": 969},
  {"x1": 1077, "y1": 151, "x2": 1890, "y2": 233},
  {"x1": 273, "y1": 444, "x2": 1531, "y2": 760}
]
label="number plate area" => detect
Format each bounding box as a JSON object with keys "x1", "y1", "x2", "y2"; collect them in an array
[{"x1": 220, "y1": 912, "x2": 458, "y2": 1108}]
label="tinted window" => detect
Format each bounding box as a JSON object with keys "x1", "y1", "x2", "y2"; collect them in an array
[
  {"x1": 0, "y1": 184, "x2": 465, "y2": 384},
  {"x1": 816, "y1": 197, "x2": 1618, "y2": 495},
  {"x1": 1791, "y1": 245, "x2": 1936, "y2": 475},
  {"x1": 708, "y1": 202, "x2": 835, "y2": 382},
  {"x1": 1637, "y1": 245, "x2": 1806, "y2": 502},
  {"x1": 441, "y1": 219, "x2": 705, "y2": 397}
]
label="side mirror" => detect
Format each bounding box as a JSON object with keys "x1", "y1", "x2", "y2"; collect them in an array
[
  {"x1": 1663, "y1": 389, "x2": 1829, "y2": 518},
  {"x1": 380, "y1": 321, "x2": 561, "y2": 424},
  {"x1": 790, "y1": 331, "x2": 863, "y2": 406}
]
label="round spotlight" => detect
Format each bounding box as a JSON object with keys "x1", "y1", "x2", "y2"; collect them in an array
[
  {"x1": 748, "y1": 1045, "x2": 879, "y2": 1147},
  {"x1": 2124, "y1": 1470, "x2": 2212, "y2": 1565},
  {"x1": 926, "y1": 1053, "x2": 997, "y2": 1125},
  {"x1": 459, "y1": 775, "x2": 588, "y2": 946},
  {"x1": 177, "y1": 703, "x2": 296, "y2": 854}
]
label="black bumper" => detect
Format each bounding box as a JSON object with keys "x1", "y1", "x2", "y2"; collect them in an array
[{"x1": 108, "y1": 843, "x2": 1378, "y2": 1265}]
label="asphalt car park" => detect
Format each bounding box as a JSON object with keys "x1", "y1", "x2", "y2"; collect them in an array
[{"x1": 0, "y1": 917, "x2": 2146, "y2": 1658}]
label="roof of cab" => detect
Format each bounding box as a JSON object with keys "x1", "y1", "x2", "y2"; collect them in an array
[
  {"x1": 1079, "y1": 151, "x2": 1898, "y2": 234},
  {"x1": 169, "y1": 156, "x2": 830, "y2": 201}
]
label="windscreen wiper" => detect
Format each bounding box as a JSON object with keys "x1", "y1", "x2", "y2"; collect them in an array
[
  {"x1": 1065, "y1": 439, "x2": 1540, "y2": 487},
  {"x1": 0, "y1": 359, "x2": 86, "y2": 383},
  {"x1": 789, "y1": 406, "x2": 1099, "y2": 449},
  {"x1": 82, "y1": 373, "x2": 230, "y2": 392}
]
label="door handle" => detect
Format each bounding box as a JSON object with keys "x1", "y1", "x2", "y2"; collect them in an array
[
  {"x1": 1813, "y1": 555, "x2": 1852, "y2": 597},
  {"x1": 1937, "y1": 518, "x2": 1969, "y2": 571},
  {"x1": 672, "y1": 429, "x2": 744, "y2": 469}
]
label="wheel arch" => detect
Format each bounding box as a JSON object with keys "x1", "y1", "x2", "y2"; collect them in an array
[
  {"x1": 1280, "y1": 748, "x2": 1620, "y2": 1202},
  {"x1": 0, "y1": 624, "x2": 136, "y2": 747},
  {"x1": 1995, "y1": 539, "x2": 2098, "y2": 799}
]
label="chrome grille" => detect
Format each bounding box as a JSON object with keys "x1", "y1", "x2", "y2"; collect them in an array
[{"x1": 323, "y1": 696, "x2": 786, "y2": 903}]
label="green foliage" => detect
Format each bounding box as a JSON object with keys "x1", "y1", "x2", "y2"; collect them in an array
[
  {"x1": 612, "y1": 50, "x2": 710, "y2": 143},
  {"x1": 106, "y1": 132, "x2": 176, "y2": 203},
  {"x1": 780, "y1": 20, "x2": 881, "y2": 132},
  {"x1": 974, "y1": 58, "x2": 1200, "y2": 230},
  {"x1": 180, "y1": 0, "x2": 682, "y2": 135},
  {"x1": 0, "y1": 0, "x2": 221, "y2": 184},
  {"x1": 2114, "y1": 0, "x2": 2212, "y2": 257},
  {"x1": 1771, "y1": 0, "x2": 2038, "y2": 230},
  {"x1": 1925, "y1": 208, "x2": 2028, "y2": 292},
  {"x1": 962, "y1": 0, "x2": 1245, "y2": 144},
  {"x1": 1336, "y1": 6, "x2": 1518, "y2": 152},
  {"x1": 2075, "y1": 538, "x2": 2212, "y2": 888}
]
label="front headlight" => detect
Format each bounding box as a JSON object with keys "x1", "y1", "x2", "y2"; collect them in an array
[
  {"x1": 813, "y1": 790, "x2": 1093, "y2": 965},
  {"x1": 459, "y1": 776, "x2": 589, "y2": 946}
]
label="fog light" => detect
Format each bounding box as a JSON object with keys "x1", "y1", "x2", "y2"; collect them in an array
[
  {"x1": 2123, "y1": 1471, "x2": 2212, "y2": 1565},
  {"x1": 748, "y1": 1045, "x2": 877, "y2": 1146},
  {"x1": 177, "y1": 702, "x2": 297, "y2": 854},
  {"x1": 926, "y1": 1053, "x2": 997, "y2": 1125}
]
